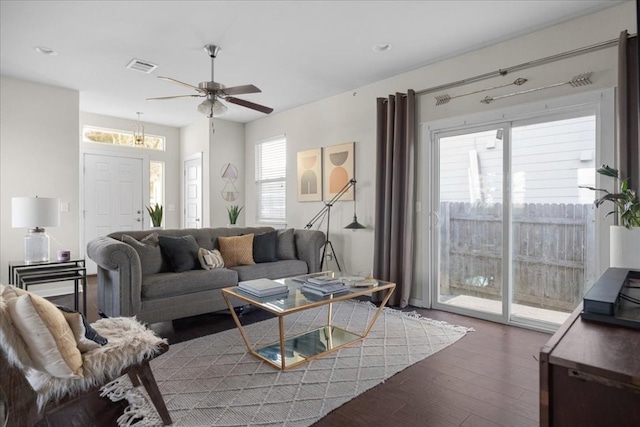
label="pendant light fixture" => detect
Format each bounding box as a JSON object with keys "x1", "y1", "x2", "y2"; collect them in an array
[{"x1": 133, "y1": 112, "x2": 145, "y2": 145}]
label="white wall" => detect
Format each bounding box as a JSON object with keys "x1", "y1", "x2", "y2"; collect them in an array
[
  {"x1": 0, "y1": 76, "x2": 80, "y2": 286},
  {"x1": 245, "y1": 2, "x2": 637, "y2": 302},
  {"x1": 80, "y1": 112, "x2": 181, "y2": 229},
  {"x1": 180, "y1": 117, "x2": 210, "y2": 227},
  {"x1": 180, "y1": 117, "x2": 245, "y2": 227},
  {"x1": 209, "y1": 119, "x2": 245, "y2": 227}
]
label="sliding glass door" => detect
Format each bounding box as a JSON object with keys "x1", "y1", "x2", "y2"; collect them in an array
[
  {"x1": 432, "y1": 113, "x2": 597, "y2": 329},
  {"x1": 509, "y1": 115, "x2": 596, "y2": 326},
  {"x1": 435, "y1": 126, "x2": 507, "y2": 319}
]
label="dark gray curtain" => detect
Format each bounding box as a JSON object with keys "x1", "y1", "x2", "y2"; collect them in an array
[
  {"x1": 373, "y1": 90, "x2": 415, "y2": 308},
  {"x1": 617, "y1": 31, "x2": 639, "y2": 190}
]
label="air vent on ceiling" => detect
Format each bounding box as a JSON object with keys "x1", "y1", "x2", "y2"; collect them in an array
[{"x1": 126, "y1": 58, "x2": 158, "y2": 74}]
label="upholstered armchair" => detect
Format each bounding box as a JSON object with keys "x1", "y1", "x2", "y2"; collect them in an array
[{"x1": 0, "y1": 285, "x2": 171, "y2": 426}]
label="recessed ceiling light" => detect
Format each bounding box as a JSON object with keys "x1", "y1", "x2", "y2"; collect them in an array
[
  {"x1": 34, "y1": 46, "x2": 58, "y2": 56},
  {"x1": 372, "y1": 43, "x2": 392, "y2": 52}
]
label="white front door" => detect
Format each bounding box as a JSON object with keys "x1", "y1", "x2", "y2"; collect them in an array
[
  {"x1": 184, "y1": 155, "x2": 202, "y2": 228},
  {"x1": 84, "y1": 153, "x2": 144, "y2": 273}
]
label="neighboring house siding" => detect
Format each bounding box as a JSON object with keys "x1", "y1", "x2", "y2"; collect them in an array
[{"x1": 440, "y1": 116, "x2": 596, "y2": 204}]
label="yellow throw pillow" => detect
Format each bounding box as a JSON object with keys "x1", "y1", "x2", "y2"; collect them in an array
[
  {"x1": 218, "y1": 234, "x2": 255, "y2": 267},
  {"x1": 9, "y1": 292, "x2": 83, "y2": 378}
]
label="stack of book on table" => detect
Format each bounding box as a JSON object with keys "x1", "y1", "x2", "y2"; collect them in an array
[
  {"x1": 238, "y1": 278, "x2": 288, "y2": 298},
  {"x1": 301, "y1": 275, "x2": 349, "y2": 297}
]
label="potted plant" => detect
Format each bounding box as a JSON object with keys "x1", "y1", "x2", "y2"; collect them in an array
[
  {"x1": 582, "y1": 165, "x2": 640, "y2": 268},
  {"x1": 146, "y1": 203, "x2": 163, "y2": 228},
  {"x1": 227, "y1": 205, "x2": 243, "y2": 226}
]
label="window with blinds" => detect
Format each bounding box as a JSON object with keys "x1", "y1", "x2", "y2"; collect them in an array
[{"x1": 255, "y1": 136, "x2": 286, "y2": 223}]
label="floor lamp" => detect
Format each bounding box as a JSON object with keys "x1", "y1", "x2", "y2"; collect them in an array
[{"x1": 305, "y1": 178, "x2": 365, "y2": 271}]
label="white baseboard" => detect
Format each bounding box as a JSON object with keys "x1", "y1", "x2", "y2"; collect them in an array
[{"x1": 409, "y1": 297, "x2": 427, "y2": 308}]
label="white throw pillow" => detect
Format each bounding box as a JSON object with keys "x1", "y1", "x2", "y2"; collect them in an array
[{"x1": 198, "y1": 248, "x2": 225, "y2": 270}]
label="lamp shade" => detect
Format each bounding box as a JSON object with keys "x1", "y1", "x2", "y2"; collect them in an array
[
  {"x1": 197, "y1": 98, "x2": 228, "y2": 117},
  {"x1": 12, "y1": 197, "x2": 60, "y2": 228},
  {"x1": 344, "y1": 214, "x2": 366, "y2": 229}
]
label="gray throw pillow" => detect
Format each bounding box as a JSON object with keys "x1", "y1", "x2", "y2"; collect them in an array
[
  {"x1": 158, "y1": 235, "x2": 200, "y2": 272},
  {"x1": 253, "y1": 230, "x2": 278, "y2": 263},
  {"x1": 122, "y1": 233, "x2": 165, "y2": 276},
  {"x1": 277, "y1": 228, "x2": 297, "y2": 260}
]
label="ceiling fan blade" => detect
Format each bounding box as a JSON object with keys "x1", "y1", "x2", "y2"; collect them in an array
[
  {"x1": 146, "y1": 94, "x2": 204, "y2": 101},
  {"x1": 225, "y1": 97, "x2": 273, "y2": 114},
  {"x1": 218, "y1": 84, "x2": 261, "y2": 96},
  {"x1": 157, "y1": 76, "x2": 204, "y2": 92}
]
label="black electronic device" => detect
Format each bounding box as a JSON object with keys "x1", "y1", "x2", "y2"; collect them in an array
[{"x1": 581, "y1": 268, "x2": 640, "y2": 329}]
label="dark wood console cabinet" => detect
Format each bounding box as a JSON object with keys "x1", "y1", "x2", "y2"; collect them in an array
[{"x1": 540, "y1": 303, "x2": 640, "y2": 427}]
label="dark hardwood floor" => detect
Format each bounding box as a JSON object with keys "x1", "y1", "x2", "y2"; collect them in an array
[{"x1": 47, "y1": 277, "x2": 550, "y2": 427}]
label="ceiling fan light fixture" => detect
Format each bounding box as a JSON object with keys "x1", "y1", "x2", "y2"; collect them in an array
[{"x1": 197, "y1": 98, "x2": 227, "y2": 118}]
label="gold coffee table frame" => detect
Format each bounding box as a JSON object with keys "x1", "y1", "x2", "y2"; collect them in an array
[{"x1": 221, "y1": 276, "x2": 396, "y2": 370}]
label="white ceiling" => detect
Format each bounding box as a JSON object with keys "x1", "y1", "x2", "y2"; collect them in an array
[{"x1": 0, "y1": 1, "x2": 625, "y2": 128}]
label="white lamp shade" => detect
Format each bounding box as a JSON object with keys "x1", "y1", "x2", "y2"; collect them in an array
[{"x1": 12, "y1": 197, "x2": 60, "y2": 228}]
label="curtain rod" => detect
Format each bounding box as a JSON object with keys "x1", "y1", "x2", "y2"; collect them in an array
[{"x1": 415, "y1": 33, "x2": 636, "y2": 96}]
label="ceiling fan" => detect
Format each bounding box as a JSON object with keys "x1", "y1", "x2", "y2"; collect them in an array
[{"x1": 147, "y1": 44, "x2": 273, "y2": 118}]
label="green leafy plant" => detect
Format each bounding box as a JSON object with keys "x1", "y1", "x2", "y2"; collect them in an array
[
  {"x1": 581, "y1": 165, "x2": 640, "y2": 229},
  {"x1": 146, "y1": 203, "x2": 163, "y2": 227},
  {"x1": 227, "y1": 205, "x2": 243, "y2": 225}
]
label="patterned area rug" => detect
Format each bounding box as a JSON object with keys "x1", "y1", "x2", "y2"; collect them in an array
[{"x1": 102, "y1": 301, "x2": 471, "y2": 426}]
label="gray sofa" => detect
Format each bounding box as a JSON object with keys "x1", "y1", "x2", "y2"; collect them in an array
[{"x1": 86, "y1": 227, "x2": 325, "y2": 324}]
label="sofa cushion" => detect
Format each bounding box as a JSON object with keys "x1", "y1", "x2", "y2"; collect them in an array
[
  {"x1": 218, "y1": 234, "x2": 255, "y2": 267},
  {"x1": 231, "y1": 260, "x2": 308, "y2": 282},
  {"x1": 142, "y1": 268, "x2": 238, "y2": 300},
  {"x1": 198, "y1": 248, "x2": 225, "y2": 270},
  {"x1": 253, "y1": 230, "x2": 278, "y2": 263},
  {"x1": 277, "y1": 228, "x2": 297, "y2": 260},
  {"x1": 122, "y1": 233, "x2": 165, "y2": 276},
  {"x1": 159, "y1": 235, "x2": 200, "y2": 272},
  {"x1": 8, "y1": 292, "x2": 83, "y2": 378},
  {"x1": 57, "y1": 305, "x2": 108, "y2": 352}
]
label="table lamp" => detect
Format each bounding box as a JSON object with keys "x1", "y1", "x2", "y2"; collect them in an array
[{"x1": 11, "y1": 197, "x2": 60, "y2": 263}]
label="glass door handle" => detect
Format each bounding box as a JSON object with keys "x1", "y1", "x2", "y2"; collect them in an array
[{"x1": 433, "y1": 211, "x2": 440, "y2": 227}]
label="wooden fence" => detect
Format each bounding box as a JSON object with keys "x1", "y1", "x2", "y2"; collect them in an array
[{"x1": 440, "y1": 202, "x2": 595, "y2": 312}]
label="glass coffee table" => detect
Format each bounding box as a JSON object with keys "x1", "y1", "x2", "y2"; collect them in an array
[{"x1": 221, "y1": 274, "x2": 396, "y2": 370}]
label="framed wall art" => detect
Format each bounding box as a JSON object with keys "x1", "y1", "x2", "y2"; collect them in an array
[
  {"x1": 323, "y1": 142, "x2": 354, "y2": 201},
  {"x1": 297, "y1": 148, "x2": 323, "y2": 201}
]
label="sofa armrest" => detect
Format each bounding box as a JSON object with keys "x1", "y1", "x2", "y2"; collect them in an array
[
  {"x1": 294, "y1": 229, "x2": 325, "y2": 273},
  {"x1": 86, "y1": 236, "x2": 143, "y2": 316}
]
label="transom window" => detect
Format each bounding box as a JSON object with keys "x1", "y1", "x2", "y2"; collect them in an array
[{"x1": 82, "y1": 125, "x2": 165, "y2": 151}]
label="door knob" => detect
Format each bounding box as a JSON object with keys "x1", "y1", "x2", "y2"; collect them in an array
[
  {"x1": 137, "y1": 210, "x2": 142, "y2": 214},
  {"x1": 196, "y1": 218, "x2": 200, "y2": 222},
  {"x1": 136, "y1": 218, "x2": 141, "y2": 222}
]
